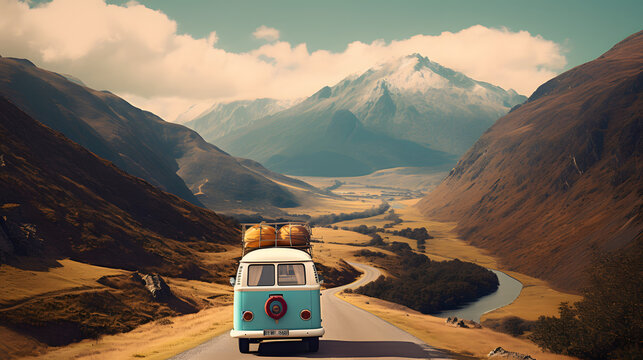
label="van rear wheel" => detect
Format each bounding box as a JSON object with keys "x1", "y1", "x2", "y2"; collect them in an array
[
  {"x1": 238, "y1": 338, "x2": 250, "y2": 353},
  {"x1": 305, "y1": 337, "x2": 319, "y2": 352}
]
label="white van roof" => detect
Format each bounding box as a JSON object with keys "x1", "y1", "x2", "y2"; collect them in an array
[{"x1": 241, "y1": 247, "x2": 313, "y2": 263}]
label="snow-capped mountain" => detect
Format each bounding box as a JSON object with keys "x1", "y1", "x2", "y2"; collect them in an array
[
  {"x1": 214, "y1": 54, "x2": 526, "y2": 176},
  {"x1": 185, "y1": 98, "x2": 301, "y2": 143},
  {"x1": 304, "y1": 54, "x2": 527, "y2": 154}
]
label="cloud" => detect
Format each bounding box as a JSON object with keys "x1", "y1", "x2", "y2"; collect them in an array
[
  {"x1": 206, "y1": 31, "x2": 218, "y2": 47},
  {"x1": 253, "y1": 25, "x2": 280, "y2": 42},
  {"x1": 0, "y1": 0, "x2": 566, "y2": 121}
]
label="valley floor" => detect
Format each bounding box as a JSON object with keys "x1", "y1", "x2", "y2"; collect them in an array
[{"x1": 2, "y1": 176, "x2": 581, "y2": 359}]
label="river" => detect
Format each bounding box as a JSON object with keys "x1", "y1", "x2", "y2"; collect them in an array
[{"x1": 432, "y1": 269, "x2": 523, "y2": 322}]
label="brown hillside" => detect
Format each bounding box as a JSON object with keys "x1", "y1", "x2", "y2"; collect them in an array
[
  {"x1": 0, "y1": 57, "x2": 300, "y2": 211},
  {"x1": 417, "y1": 31, "x2": 643, "y2": 291},
  {"x1": 0, "y1": 97, "x2": 239, "y2": 280}
]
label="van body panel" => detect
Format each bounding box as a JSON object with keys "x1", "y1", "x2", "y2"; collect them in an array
[{"x1": 233, "y1": 289, "x2": 321, "y2": 330}]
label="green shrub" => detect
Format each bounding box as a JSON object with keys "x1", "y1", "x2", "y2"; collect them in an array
[
  {"x1": 530, "y1": 243, "x2": 642, "y2": 359},
  {"x1": 356, "y1": 251, "x2": 498, "y2": 314}
]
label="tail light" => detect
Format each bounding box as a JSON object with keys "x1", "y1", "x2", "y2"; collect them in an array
[
  {"x1": 300, "y1": 309, "x2": 311, "y2": 320},
  {"x1": 242, "y1": 311, "x2": 254, "y2": 321}
]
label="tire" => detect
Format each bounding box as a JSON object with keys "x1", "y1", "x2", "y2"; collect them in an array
[
  {"x1": 238, "y1": 338, "x2": 250, "y2": 353},
  {"x1": 305, "y1": 337, "x2": 319, "y2": 352}
]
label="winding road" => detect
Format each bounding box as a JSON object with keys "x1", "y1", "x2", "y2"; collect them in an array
[{"x1": 171, "y1": 262, "x2": 451, "y2": 359}]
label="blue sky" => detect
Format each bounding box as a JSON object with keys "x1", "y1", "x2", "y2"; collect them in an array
[
  {"x1": 108, "y1": 0, "x2": 642, "y2": 71},
  {"x1": 4, "y1": 0, "x2": 641, "y2": 120}
]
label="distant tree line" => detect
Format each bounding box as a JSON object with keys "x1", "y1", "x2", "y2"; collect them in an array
[
  {"x1": 343, "y1": 224, "x2": 380, "y2": 236},
  {"x1": 356, "y1": 242, "x2": 499, "y2": 314},
  {"x1": 309, "y1": 202, "x2": 390, "y2": 226},
  {"x1": 354, "y1": 249, "x2": 387, "y2": 258},
  {"x1": 339, "y1": 224, "x2": 432, "y2": 252},
  {"x1": 382, "y1": 210, "x2": 403, "y2": 228},
  {"x1": 388, "y1": 227, "x2": 432, "y2": 241},
  {"x1": 529, "y1": 243, "x2": 642, "y2": 359}
]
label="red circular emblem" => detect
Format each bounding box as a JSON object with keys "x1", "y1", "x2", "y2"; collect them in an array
[{"x1": 265, "y1": 295, "x2": 287, "y2": 320}]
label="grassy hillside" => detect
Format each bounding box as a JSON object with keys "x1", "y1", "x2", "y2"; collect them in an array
[{"x1": 417, "y1": 31, "x2": 642, "y2": 291}]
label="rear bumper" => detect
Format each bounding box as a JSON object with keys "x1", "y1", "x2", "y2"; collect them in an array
[{"x1": 230, "y1": 328, "x2": 324, "y2": 339}]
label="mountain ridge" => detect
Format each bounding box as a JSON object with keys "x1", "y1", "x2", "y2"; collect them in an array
[
  {"x1": 0, "y1": 56, "x2": 304, "y2": 212},
  {"x1": 213, "y1": 54, "x2": 525, "y2": 176},
  {"x1": 417, "y1": 31, "x2": 643, "y2": 291},
  {"x1": 185, "y1": 98, "x2": 301, "y2": 142}
]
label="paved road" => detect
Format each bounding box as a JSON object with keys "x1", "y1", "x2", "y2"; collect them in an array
[{"x1": 171, "y1": 262, "x2": 450, "y2": 359}]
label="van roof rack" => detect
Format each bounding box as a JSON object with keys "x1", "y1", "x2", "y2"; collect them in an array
[{"x1": 241, "y1": 221, "x2": 317, "y2": 257}]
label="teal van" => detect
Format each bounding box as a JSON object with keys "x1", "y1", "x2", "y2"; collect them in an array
[{"x1": 229, "y1": 223, "x2": 324, "y2": 353}]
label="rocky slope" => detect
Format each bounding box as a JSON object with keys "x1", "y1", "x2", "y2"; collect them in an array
[
  {"x1": 417, "y1": 31, "x2": 643, "y2": 291},
  {"x1": 0, "y1": 57, "x2": 301, "y2": 212},
  {"x1": 0, "y1": 96, "x2": 239, "y2": 279},
  {"x1": 216, "y1": 54, "x2": 525, "y2": 176}
]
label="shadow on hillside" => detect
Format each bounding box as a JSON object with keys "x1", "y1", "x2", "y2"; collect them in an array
[{"x1": 256, "y1": 339, "x2": 457, "y2": 358}]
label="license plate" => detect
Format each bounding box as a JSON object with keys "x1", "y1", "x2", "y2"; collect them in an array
[{"x1": 263, "y1": 329, "x2": 289, "y2": 336}]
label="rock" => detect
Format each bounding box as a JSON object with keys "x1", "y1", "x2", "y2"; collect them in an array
[
  {"x1": 0, "y1": 216, "x2": 43, "y2": 257},
  {"x1": 488, "y1": 346, "x2": 536, "y2": 359},
  {"x1": 445, "y1": 316, "x2": 482, "y2": 329},
  {"x1": 142, "y1": 273, "x2": 172, "y2": 300}
]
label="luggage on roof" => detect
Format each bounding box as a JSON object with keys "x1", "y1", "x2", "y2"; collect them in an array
[{"x1": 241, "y1": 222, "x2": 313, "y2": 255}]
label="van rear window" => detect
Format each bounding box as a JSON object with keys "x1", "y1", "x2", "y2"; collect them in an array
[
  {"x1": 247, "y1": 264, "x2": 275, "y2": 286},
  {"x1": 278, "y1": 264, "x2": 305, "y2": 285}
]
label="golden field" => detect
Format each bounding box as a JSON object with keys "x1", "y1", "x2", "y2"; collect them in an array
[{"x1": 2, "y1": 180, "x2": 581, "y2": 359}]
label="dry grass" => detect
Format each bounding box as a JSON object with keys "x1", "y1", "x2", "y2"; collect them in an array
[
  {"x1": 311, "y1": 228, "x2": 397, "y2": 279},
  {"x1": 393, "y1": 203, "x2": 498, "y2": 267},
  {"x1": 0, "y1": 258, "x2": 235, "y2": 360},
  {"x1": 333, "y1": 212, "x2": 392, "y2": 228},
  {"x1": 313, "y1": 227, "x2": 371, "y2": 245},
  {"x1": 314, "y1": 195, "x2": 581, "y2": 322},
  {"x1": 337, "y1": 292, "x2": 576, "y2": 360},
  {"x1": 294, "y1": 166, "x2": 448, "y2": 193},
  {"x1": 0, "y1": 260, "x2": 127, "y2": 306},
  {"x1": 19, "y1": 305, "x2": 233, "y2": 360},
  {"x1": 288, "y1": 193, "x2": 382, "y2": 217},
  {"x1": 481, "y1": 271, "x2": 582, "y2": 321},
  {"x1": 2, "y1": 189, "x2": 581, "y2": 359}
]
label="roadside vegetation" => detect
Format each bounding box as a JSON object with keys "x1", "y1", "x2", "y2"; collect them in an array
[
  {"x1": 529, "y1": 243, "x2": 642, "y2": 359},
  {"x1": 309, "y1": 202, "x2": 390, "y2": 225},
  {"x1": 314, "y1": 259, "x2": 361, "y2": 288},
  {"x1": 354, "y1": 241, "x2": 499, "y2": 314},
  {"x1": 336, "y1": 220, "x2": 433, "y2": 252}
]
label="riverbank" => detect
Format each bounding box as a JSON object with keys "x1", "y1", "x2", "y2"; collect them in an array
[
  {"x1": 390, "y1": 200, "x2": 582, "y2": 321},
  {"x1": 433, "y1": 269, "x2": 522, "y2": 322},
  {"x1": 336, "y1": 291, "x2": 576, "y2": 360}
]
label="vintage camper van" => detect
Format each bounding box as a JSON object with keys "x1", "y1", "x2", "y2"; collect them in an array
[{"x1": 229, "y1": 222, "x2": 324, "y2": 353}]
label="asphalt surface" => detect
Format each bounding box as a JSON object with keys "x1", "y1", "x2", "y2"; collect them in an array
[{"x1": 171, "y1": 262, "x2": 451, "y2": 359}]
